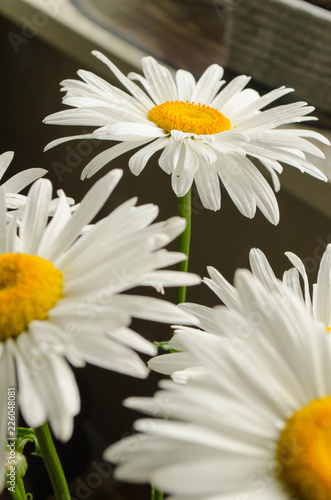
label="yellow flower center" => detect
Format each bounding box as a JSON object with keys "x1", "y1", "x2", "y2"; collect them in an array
[
  {"x1": 147, "y1": 100, "x2": 231, "y2": 135},
  {"x1": 0, "y1": 253, "x2": 63, "y2": 341},
  {"x1": 277, "y1": 396, "x2": 331, "y2": 500}
]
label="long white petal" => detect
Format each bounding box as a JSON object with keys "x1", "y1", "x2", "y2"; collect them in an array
[
  {"x1": 92, "y1": 51, "x2": 154, "y2": 109},
  {"x1": 49, "y1": 170, "x2": 122, "y2": 261},
  {"x1": 20, "y1": 179, "x2": 52, "y2": 254},
  {"x1": 194, "y1": 163, "x2": 221, "y2": 211},
  {"x1": 190, "y1": 64, "x2": 224, "y2": 105},
  {"x1": 313, "y1": 244, "x2": 331, "y2": 326},
  {"x1": 129, "y1": 138, "x2": 169, "y2": 175},
  {"x1": 141, "y1": 57, "x2": 178, "y2": 104},
  {"x1": 0, "y1": 151, "x2": 14, "y2": 180},
  {"x1": 81, "y1": 141, "x2": 150, "y2": 179},
  {"x1": 176, "y1": 69, "x2": 196, "y2": 101}
]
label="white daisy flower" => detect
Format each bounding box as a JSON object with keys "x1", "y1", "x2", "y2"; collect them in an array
[
  {"x1": 0, "y1": 170, "x2": 200, "y2": 491},
  {"x1": 105, "y1": 271, "x2": 331, "y2": 500},
  {"x1": 0, "y1": 151, "x2": 46, "y2": 209},
  {"x1": 149, "y1": 245, "x2": 331, "y2": 379},
  {"x1": 43, "y1": 52, "x2": 329, "y2": 224}
]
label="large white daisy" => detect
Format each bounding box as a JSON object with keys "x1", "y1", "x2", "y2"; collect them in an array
[
  {"x1": 43, "y1": 52, "x2": 329, "y2": 224},
  {"x1": 0, "y1": 151, "x2": 46, "y2": 208},
  {"x1": 149, "y1": 246, "x2": 331, "y2": 379},
  {"x1": 105, "y1": 271, "x2": 331, "y2": 500},
  {"x1": 0, "y1": 170, "x2": 200, "y2": 491}
]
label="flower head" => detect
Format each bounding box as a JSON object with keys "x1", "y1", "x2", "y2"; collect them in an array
[
  {"x1": 44, "y1": 52, "x2": 329, "y2": 224},
  {"x1": 0, "y1": 151, "x2": 46, "y2": 209},
  {"x1": 0, "y1": 170, "x2": 200, "y2": 491},
  {"x1": 106, "y1": 271, "x2": 331, "y2": 500}
]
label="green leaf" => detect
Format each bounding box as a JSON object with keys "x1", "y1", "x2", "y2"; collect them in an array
[{"x1": 16, "y1": 428, "x2": 41, "y2": 457}]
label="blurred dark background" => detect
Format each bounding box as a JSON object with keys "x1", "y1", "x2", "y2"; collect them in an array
[{"x1": 1, "y1": 2, "x2": 331, "y2": 498}]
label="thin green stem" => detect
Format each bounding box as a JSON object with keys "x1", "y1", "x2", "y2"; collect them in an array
[
  {"x1": 16, "y1": 478, "x2": 27, "y2": 500},
  {"x1": 175, "y1": 189, "x2": 192, "y2": 305},
  {"x1": 34, "y1": 422, "x2": 70, "y2": 500},
  {"x1": 151, "y1": 194, "x2": 192, "y2": 500},
  {"x1": 151, "y1": 192, "x2": 191, "y2": 500},
  {"x1": 7, "y1": 477, "x2": 26, "y2": 500}
]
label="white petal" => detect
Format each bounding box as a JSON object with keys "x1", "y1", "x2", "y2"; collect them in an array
[
  {"x1": 107, "y1": 327, "x2": 157, "y2": 356},
  {"x1": 151, "y1": 457, "x2": 262, "y2": 496},
  {"x1": 0, "y1": 151, "x2": 14, "y2": 180},
  {"x1": 230, "y1": 86, "x2": 293, "y2": 122},
  {"x1": 129, "y1": 138, "x2": 169, "y2": 175},
  {"x1": 188, "y1": 139, "x2": 217, "y2": 165},
  {"x1": 171, "y1": 143, "x2": 196, "y2": 197},
  {"x1": 285, "y1": 251, "x2": 312, "y2": 310},
  {"x1": 223, "y1": 88, "x2": 260, "y2": 120},
  {"x1": 0, "y1": 188, "x2": 7, "y2": 253},
  {"x1": 283, "y1": 268, "x2": 304, "y2": 302},
  {"x1": 44, "y1": 108, "x2": 112, "y2": 127},
  {"x1": 159, "y1": 140, "x2": 181, "y2": 174},
  {"x1": 190, "y1": 64, "x2": 224, "y2": 105},
  {"x1": 44, "y1": 133, "x2": 96, "y2": 152},
  {"x1": 138, "y1": 270, "x2": 200, "y2": 289},
  {"x1": 254, "y1": 131, "x2": 326, "y2": 159},
  {"x1": 203, "y1": 266, "x2": 242, "y2": 313},
  {"x1": 236, "y1": 102, "x2": 315, "y2": 133},
  {"x1": 194, "y1": 163, "x2": 221, "y2": 211},
  {"x1": 313, "y1": 244, "x2": 331, "y2": 326},
  {"x1": 141, "y1": 57, "x2": 178, "y2": 103},
  {"x1": 284, "y1": 128, "x2": 330, "y2": 145},
  {"x1": 176, "y1": 69, "x2": 196, "y2": 101},
  {"x1": 240, "y1": 159, "x2": 279, "y2": 224},
  {"x1": 211, "y1": 75, "x2": 251, "y2": 111},
  {"x1": 249, "y1": 248, "x2": 280, "y2": 292},
  {"x1": 92, "y1": 50, "x2": 154, "y2": 109},
  {"x1": 148, "y1": 352, "x2": 197, "y2": 375},
  {"x1": 95, "y1": 122, "x2": 166, "y2": 141},
  {"x1": 74, "y1": 333, "x2": 149, "y2": 378},
  {"x1": 20, "y1": 179, "x2": 53, "y2": 254},
  {"x1": 10, "y1": 337, "x2": 47, "y2": 428},
  {"x1": 81, "y1": 140, "x2": 150, "y2": 179},
  {"x1": 112, "y1": 295, "x2": 197, "y2": 324},
  {"x1": 2, "y1": 168, "x2": 47, "y2": 194},
  {"x1": 38, "y1": 192, "x2": 72, "y2": 259},
  {"x1": 257, "y1": 157, "x2": 281, "y2": 191},
  {"x1": 217, "y1": 157, "x2": 256, "y2": 219},
  {"x1": 49, "y1": 170, "x2": 123, "y2": 262},
  {"x1": 179, "y1": 304, "x2": 222, "y2": 334}
]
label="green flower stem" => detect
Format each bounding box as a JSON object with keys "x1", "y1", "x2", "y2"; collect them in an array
[
  {"x1": 7, "y1": 477, "x2": 26, "y2": 500},
  {"x1": 34, "y1": 422, "x2": 70, "y2": 500},
  {"x1": 175, "y1": 189, "x2": 192, "y2": 305},
  {"x1": 151, "y1": 192, "x2": 191, "y2": 500}
]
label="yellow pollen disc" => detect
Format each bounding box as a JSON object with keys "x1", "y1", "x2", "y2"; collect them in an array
[
  {"x1": 326, "y1": 326, "x2": 331, "y2": 333},
  {"x1": 147, "y1": 100, "x2": 231, "y2": 135},
  {"x1": 277, "y1": 397, "x2": 331, "y2": 500},
  {"x1": 0, "y1": 253, "x2": 63, "y2": 341}
]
